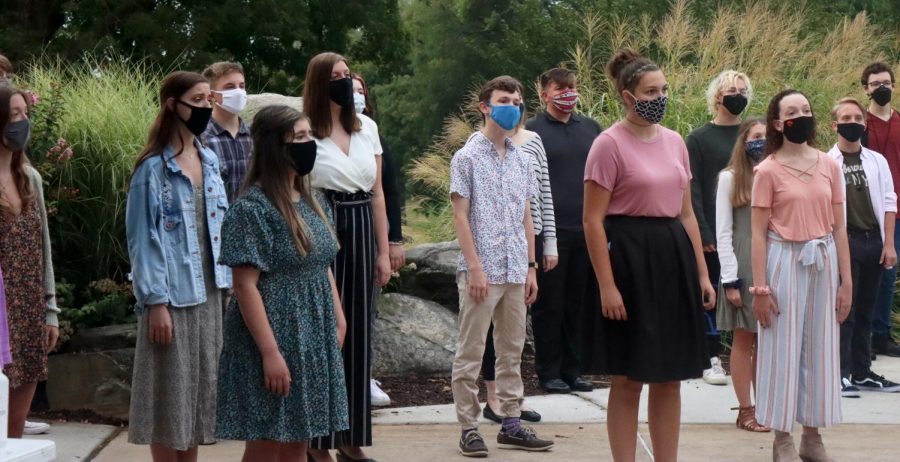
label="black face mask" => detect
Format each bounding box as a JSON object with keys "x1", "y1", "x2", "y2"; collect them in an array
[
  {"x1": 288, "y1": 140, "x2": 317, "y2": 176},
  {"x1": 175, "y1": 100, "x2": 213, "y2": 136},
  {"x1": 837, "y1": 123, "x2": 866, "y2": 143},
  {"x1": 722, "y1": 94, "x2": 748, "y2": 115},
  {"x1": 2, "y1": 119, "x2": 31, "y2": 152},
  {"x1": 329, "y1": 77, "x2": 354, "y2": 108},
  {"x1": 781, "y1": 116, "x2": 815, "y2": 144},
  {"x1": 871, "y1": 85, "x2": 892, "y2": 107}
]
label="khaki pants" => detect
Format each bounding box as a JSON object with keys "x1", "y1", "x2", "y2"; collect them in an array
[{"x1": 451, "y1": 272, "x2": 526, "y2": 430}]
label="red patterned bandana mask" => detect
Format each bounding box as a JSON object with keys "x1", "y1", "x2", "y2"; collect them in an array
[{"x1": 552, "y1": 90, "x2": 579, "y2": 113}]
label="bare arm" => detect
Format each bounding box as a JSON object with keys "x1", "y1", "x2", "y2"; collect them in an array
[
  {"x1": 832, "y1": 201, "x2": 852, "y2": 322},
  {"x1": 524, "y1": 200, "x2": 537, "y2": 305},
  {"x1": 583, "y1": 181, "x2": 629, "y2": 320},
  {"x1": 371, "y1": 156, "x2": 392, "y2": 285},
  {"x1": 451, "y1": 193, "x2": 488, "y2": 303},
  {"x1": 679, "y1": 187, "x2": 716, "y2": 308},
  {"x1": 750, "y1": 206, "x2": 778, "y2": 327}
]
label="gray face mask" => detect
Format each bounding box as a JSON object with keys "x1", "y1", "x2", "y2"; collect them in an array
[{"x1": 3, "y1": 119, "x2": 31, "y2": 152}]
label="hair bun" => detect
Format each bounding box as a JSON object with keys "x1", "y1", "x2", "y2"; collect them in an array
[{"x1": 606, "y1": 48, "x2": 643, "y2": 81}]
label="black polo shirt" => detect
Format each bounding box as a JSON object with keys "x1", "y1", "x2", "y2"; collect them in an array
[{"x1": 525, "y1": 112, "x2": 602, "y2": 232}]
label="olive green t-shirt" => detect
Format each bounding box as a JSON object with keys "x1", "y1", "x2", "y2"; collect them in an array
[{"x1": 841, "y1": 150, "x2": 879, "y2": 232}]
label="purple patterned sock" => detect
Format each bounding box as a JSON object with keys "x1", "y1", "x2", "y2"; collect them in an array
[{"x1": 502, "y1": 417, "x2": 521, "y2": 434}]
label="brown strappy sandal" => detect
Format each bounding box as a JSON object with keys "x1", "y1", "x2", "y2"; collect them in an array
[{"x1": 736, "y1": 405, "x2": 771, "y2": 432}]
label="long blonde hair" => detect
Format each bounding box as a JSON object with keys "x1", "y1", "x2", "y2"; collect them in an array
[{"x1": 726, "y1": 117, "x2": 765, "y2": 207}]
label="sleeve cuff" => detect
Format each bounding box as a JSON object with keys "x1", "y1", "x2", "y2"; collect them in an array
[
  {"x1": 542, "y1": 237, "x2": 558, "y2": 257},
  {"x1": 45, "y1": 311, "x2": 59, "y2": 328}
]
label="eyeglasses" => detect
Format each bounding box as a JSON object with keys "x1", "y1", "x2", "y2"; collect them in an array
[
  {"x1": 867, "y1": 80, "x2": 894, "y2": 89},
  {"x1": 724, "y1": 88, "x2": 750, "y2": 96}
]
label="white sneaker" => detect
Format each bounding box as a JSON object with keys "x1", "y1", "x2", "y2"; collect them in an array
[
  {"x1": 371, "y1": 379, "x2": 391, "y2": 407},
  {"x1": 23, "y1": 420, "x2": 51, "y2": 435},
  {"x1": 702, "y1": 357, "x2": 728, "y2": 385}
]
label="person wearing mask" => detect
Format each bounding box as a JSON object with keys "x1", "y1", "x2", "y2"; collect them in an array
[
  {"x1": 827, "y1": 97, "x2": 900, "y2": 396},
  {"x1": 202, "y1": 61, "x2": 253, "y2": 202},
  {"x1": 0, "y1": 84, "x2": 60, "y2": 438},
  {"x1": 304, "y1": 52, "x2": 391, "y2": 462},
  {"x1": 0, "y1": 54, "x2": 13, "y2": 84},
  {"x1": 216, "y1": 105, "x2": 349, "y2": 461},
  {"x1": 450, "y1": 75, "x2": 553, "y2": 457},
  {"x1": 583, "y1": 49, "x2": 715, "y2": 461},
  {"x1": 715, "y1": 117, "x2": 770, "y2": 432},
  {"x1": 351, "y1": 73, "x2": 402, "y2": 408},
  {"x1": 126, "y1": 71, "x2": 231, "y2": 461},
  {"x1": 752, "y1": 89, "x2": 851, "y2": 461},
  {"x1": 862, "y1": 62, "x2": 900, "y2": 358},
  {"x1": 524, "y1": 67, "x2": 602, "y2": 394},
  {"x1": 687, "y1": 70, "x2": 753, "y2": 386}
]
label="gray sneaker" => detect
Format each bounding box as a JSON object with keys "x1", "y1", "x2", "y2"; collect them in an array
[
  {"x1": 459, "y1": 430, "x2": 488, "y2": 458},
  {"x1": 497, "y1": 426, "x2": 554, "y2": 452}
]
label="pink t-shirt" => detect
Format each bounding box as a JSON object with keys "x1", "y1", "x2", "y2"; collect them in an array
[
  {"x1": 584, "y1": 122, "x2": 691, "y2": 217},
  {"x1": 751, "y1": 153, "x2": 845, "y2": 242}
]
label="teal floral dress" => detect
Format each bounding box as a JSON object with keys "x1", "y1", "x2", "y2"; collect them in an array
[{"x1": 216, "y1": 186, "x2": 348, "y2": 442}]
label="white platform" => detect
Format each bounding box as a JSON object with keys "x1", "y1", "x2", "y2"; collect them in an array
[{"x1": 0, "y1": 439, "x2": 55, "y2": 462}]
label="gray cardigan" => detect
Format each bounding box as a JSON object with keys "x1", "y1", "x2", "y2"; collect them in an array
[{"x1": 25, "y1": 166, "x2": 60, "y2": 327}]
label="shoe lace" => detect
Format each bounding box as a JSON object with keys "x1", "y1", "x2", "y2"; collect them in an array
[
  {"x1": 518, "y1": 426, "x2": 537, "y2": 439},
  {"x1": 464, "y1": 431, "x2": 484, "y2": 445}
]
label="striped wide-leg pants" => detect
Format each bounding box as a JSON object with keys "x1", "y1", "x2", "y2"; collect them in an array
[
  {"x1": 756, "y1": 232, "x2": 842, "y2": 432},
  {"x1": 310, "y1": 192, "x2": 376, "y2": 449}
]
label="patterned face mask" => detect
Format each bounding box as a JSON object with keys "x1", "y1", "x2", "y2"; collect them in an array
[{"x1": 628, "y1": 92, "x2": 668, "y2": 124}]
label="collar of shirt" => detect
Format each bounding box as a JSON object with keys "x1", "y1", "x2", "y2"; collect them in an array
[
  {"x1": 543, "y1": 111, "x2": 581, "y2": 125},
  {"x1": 471, "y1": 131, "x2": 516, "y2": 158},
  {"x1": 207, "y1": 117, "x2": 250, "y2": 137}
]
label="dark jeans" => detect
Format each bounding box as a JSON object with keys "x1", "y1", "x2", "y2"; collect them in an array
[
  {"x1": 873, "y1": 222, "x2": 900, "y2": 336},
  {"x1": 842, "y1": 230, "x2": 884, "y2": 377},
  {"x1": 704, "y1": 251, "x2": 721, "y2": 358}
]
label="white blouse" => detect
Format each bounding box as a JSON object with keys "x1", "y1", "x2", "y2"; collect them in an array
[{"x1": 310, "y1": 113, "x2": 383, "y2": 193}]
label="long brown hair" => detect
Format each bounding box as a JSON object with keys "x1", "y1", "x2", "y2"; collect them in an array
[
  {"x1": 244, "y1": 105, "x2": 334, "y2": 256},
  {"x1": 726, "y1": 117, "x2": 765, "y2": 207},
  {"x1": 0, "y1": 85, "x2": 35, "y2": 216},
  {"x1": 606, "y1": 48, "x2": 660, "y2": 101},
  {"x1": 132, "y1": 71, "x2": 208, "y2": 172},
  {"x1": 765, "y1": 89, "x2": 817, "y2": 155},
  {"x1": 302, "y1": 52, "x2": 360, "y2": 139}
]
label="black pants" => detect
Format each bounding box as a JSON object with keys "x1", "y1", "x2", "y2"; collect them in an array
[
  {"x1": 704, "y1": 251, "x2": 721, "y2": 358},
  {"x1": 841, "y1": 230, "x2": 883, "y2": 378}
]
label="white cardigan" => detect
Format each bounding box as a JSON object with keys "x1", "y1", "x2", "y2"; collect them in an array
[
  {"x1": 715, "y1": 169, "x2": 742, "y2": 283},
  {"x1": 828, "y1": 144, "x2": 897, "y2": 243}
]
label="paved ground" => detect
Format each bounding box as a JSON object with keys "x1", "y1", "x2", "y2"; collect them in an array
[{"x1": 21, "y1": 356, "x2": 900, "y2": 461}]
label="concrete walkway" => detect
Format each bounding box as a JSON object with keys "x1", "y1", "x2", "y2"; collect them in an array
[{"x1": 24, "y1": 357, "x2": 900, "y2": 460}]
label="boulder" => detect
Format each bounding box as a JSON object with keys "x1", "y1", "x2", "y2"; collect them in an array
[
  {"x1": 243, "y1": 93, "x2": 303, "y2": 121},
  {"x1": 62, "y1": 323, "x2": 137, "y2": 353},
  {"x1": 373, "y1": 293, "x2": 458, "y2": 376},
  {"x1": 47, "y1": 348, "x2": 134, "y2": 420},
  {"x1": 395, "y1": 241, "x2": 460, "y2": 310}
]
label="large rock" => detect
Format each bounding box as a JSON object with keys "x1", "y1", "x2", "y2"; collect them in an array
[
  {"x1": 374, "y1": 293, "x2": 458, "y2": 376},
  {"x1": 395, "y1": 241, "x2": 460, "y2": 310},
  {"x1": 47, "y1": 348, "x2": 134, "y2": 420},
  {"x1": 243, "y1": 93, "x2": 303, "y2": 121},
  {"x1": 62, "y1": 323, "x2": 137, "y2": 353}
]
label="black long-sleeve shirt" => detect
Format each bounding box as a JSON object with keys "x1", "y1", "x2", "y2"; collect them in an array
[{"x1": 380, "y1": 137, "x2": 403, "y2": 242}]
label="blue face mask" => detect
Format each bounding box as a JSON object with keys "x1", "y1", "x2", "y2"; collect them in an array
[
  {"x1": 745, "y1": 139, "x2": 766, "y2": 162},
  {"x1": 488, "y1": 104, "x2": 521, "y2": 131}
]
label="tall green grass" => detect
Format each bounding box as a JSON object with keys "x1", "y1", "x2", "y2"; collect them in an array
[{"x1": 24, "y1": 56, "x2": 160, "y2": 286}]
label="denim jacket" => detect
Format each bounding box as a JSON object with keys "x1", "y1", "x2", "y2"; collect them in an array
[{"x1": 126, "y1": 142, "x2": 232, "y2": 313}]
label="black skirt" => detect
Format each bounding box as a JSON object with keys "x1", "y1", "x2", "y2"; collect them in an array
[{"x1": 581, "y1": 215, "x2": 708, "y2": 383}]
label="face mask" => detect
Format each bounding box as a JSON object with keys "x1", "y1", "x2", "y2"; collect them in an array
[
  {"x1": 745, "y1": 139, "x2": 765, "y2": 162},
  {"x1": 353, "y1": 92, "x2": 366, "y2": 114},
  {"x1": 215, "y1": 88, "x2": 247, "y2": 114},
  {"x1": 837, "y1": 122, "x2": 866, "y2": 142},
  {"x1": 175, "y1": 100, "x2": 213, "y2": 136},
  {"x1": 629, "y1": 93, "x2": 668, "y2": 124},
  {"x1": 488, "y1": 104, "x2": 521, "y2": 131},
  {"x1": 871, "y1": 85, "x2": 892, "y2": 107},
  {"x1": 288, "y1": 140, "x2": 317, "y2": 176},
  {"x1": 780, "y1": 115, "x2": 815, "y2": 144},
  {"x1": 722, "y1": 94, "x2": 748, "y2": 116},
  {"x1": 329, "y1": 77, "x2": 354, "y2": 108},
  {"x1": 552, "y1": 90, "x2": 579, "y2": 113},
  {"x1": 2, "y1": 119, "x2": 31, "y2": 152}
]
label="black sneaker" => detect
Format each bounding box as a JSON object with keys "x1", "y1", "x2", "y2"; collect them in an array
[
  {"x1": 459, "y1": 430, "x2": 488, "y2": 458},
  {"x1": 851, "y1": 371, "x2": 900, "y2": 392},
  {"x1": 497, "y1": 426, "x2": 554, "y2": 452},
  {"x1": 872, "y1": 334, "x2": 900, "y2": 358},
  {"x1": 841, "y1": 377, "x2": 861, "y2": 398}
]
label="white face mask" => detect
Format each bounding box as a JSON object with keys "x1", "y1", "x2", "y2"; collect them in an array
[
  {"x1": 353, "y1": 92, "x2": 366, "y2": 114},
  {"x1": 216, "y1": 88, "x2": 248, "y2": 114}
]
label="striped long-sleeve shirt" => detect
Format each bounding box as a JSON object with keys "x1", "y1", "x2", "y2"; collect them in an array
[{"x1": 519, "y1": 134, "x2": 557, "y2": 256}]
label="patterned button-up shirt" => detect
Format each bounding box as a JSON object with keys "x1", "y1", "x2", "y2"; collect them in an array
[
  {"x1": 202, "y1": 118, "x2": 253, "y2": 202},
  {"x1": 450, "y1": 132, "x2": 536, "y2": 284}
]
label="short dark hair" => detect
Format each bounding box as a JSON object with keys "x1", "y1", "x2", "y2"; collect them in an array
[
  {"x1": 539, "y1": 68, "x2": 576, "y2": 91},
  {"x1": 479, "y1": 76, "x2": 521, "y2": 103},
  {"x1": 861, "y1": 62, "x2": 895, "y2": 87},
  {"x1": 202, "y1": 61, "x2": 244, "y2": 89}
]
